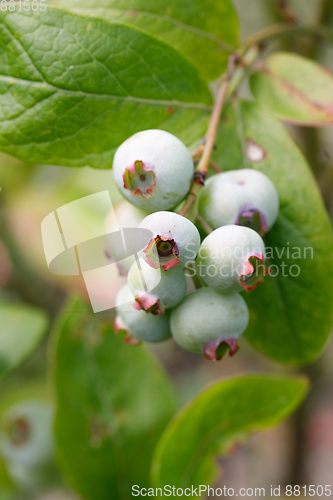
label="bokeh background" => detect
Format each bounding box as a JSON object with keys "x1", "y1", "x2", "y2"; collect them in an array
[{"x1": 1, "y1": 0, "x2": 333, "y2": 498}]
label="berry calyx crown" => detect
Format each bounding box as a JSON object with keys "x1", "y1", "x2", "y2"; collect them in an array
[
  {"x1": 237, "y1": 205, "x2": 268, "y2": 237},
  {"x1": 114, "y1": 316, "x2": 141, "y2": 345},
  {"x1": 132, "y1": 293, "x2": 164, "y2": 315},
  {"x1": 240, "y1": 253, "x2": 271, "y2": 292},
  {"x1": 203, "y1": 337, "x2": 240, "y2": 361},
  {"x1": 123, "y1": 160, "x2": 156, "y2": 198},
  {"x1": 143, "y1": 233, "x2": 179, "y2": 270}
]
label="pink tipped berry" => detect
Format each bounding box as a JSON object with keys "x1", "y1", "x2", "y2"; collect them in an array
[
  {"x1": 170, "y1": 288, "x2": 249, "y2": 360},
  {"x1": 139, "y1": 211, "x2": 200, "y2": 270},
  {"x1": 113, "y1": 130, "x2": 194, "y2": 212},
  {"x1": 198, "y1": 169, "x2": 279, "y2": 236},
  {"x1": 197, "y1": 225, "x2": 271, "y2": 293},
  {"x1": 128, "y1": 257, "x2": 186, "y2": 314},
  {"x1": 115, "y1": 285, "x2": 171, "y2": 343}
]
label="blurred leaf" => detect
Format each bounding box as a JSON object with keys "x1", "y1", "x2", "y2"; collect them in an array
[
  {"x1": 52, "y1": 298, "x2": 176, "y2": 500},
  {"x1": 0, "y1": 8, "x2": 211, "y2": 169},
  {"x1": 251, "y1": 53, "x2": 333, "y2": 126},
  {"x1": 213, "y1": 101, "x2": 333, "y2": 365},
  {"x1": 54, "y1": 0, "x2": 239, "y2": 82},
  {"x1": 0, "y1": 379, "x2": 51, "y2": 420},
  {"x1": 0, "y1": 458, "x2": 17, "y2": 500},
  {"x1": 152, "y1": 375, "x2": 308, "y2": 489},
  {"x1": 0, "y1": 303, "x2": 49, "y2": 383}
]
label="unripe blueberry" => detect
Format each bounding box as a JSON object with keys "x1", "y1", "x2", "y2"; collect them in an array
[
  {"x1": 115, "y1": 285, "x2": 171, "y2": 343},
  {"x1": 198, "y1": 169, "x2": 279, "y2": 236},
  {"x1": 113, "y1": 130, "x2": 194, "y2": 212},
  {"x1": 170, "y1": 288, "x2": 249, "y2": 360},
  {"x1": 105, "y1": 200, "x2": 149, "y2": 273},
  {"x1": 128, "y1": 257, "x2": 187, "y2": 314},
  {"x1": 197, "y1": 225, "x2": 271, "y2": 293},
  {"x1": 0, "y1": 401, "x2": 56, "y2": 492},
  {"x1": 139, "y1": 211, "x2": 200, "y2": 270}
]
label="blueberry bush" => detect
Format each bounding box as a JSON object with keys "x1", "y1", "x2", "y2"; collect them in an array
[{"x1": 0, "y1": 0, "x2": 333, "y2": 498}]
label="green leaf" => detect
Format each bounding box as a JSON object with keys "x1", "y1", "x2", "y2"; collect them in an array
[
  {"x1": 54, "y1": 0, "x2": 239, "y2": 82},
  {"x1": 251, "y1": 52, "x2": 333, "y2": 126},
  {"x1": 152, "y1": 375, "x2": 308, "y2": 489},
  {"x1": 0, "y1": 303, "x2": 49, "y2": 383},
  {"x1": 52, "y1": 298, "x2": 176, "y2": 500},
  {"x1": 0, "y1": 458, "x2": 17, "y2": 500},
  {"x1": 0, "y1": 7, "x2": 211, "y2": 168},
  {"x1": 214, "y1": 101, "x2": 333, "y2": 365}
]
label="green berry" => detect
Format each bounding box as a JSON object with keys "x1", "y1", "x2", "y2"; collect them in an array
[
  {"x1": 198, "y1": 169, "x2": 279, "y2": 236},
  {"x1": 197, "y1": 225, "x2": 270, "y2": 293},
  {"x1": 170, "y1": 288, "x2": 249, "y2": 360},
  {"x1": 115, "y1": 285, "x2": 171, "y2": 343},
  {"x1": 113, "y1": 130, "x2": 194, "y2": 212}
]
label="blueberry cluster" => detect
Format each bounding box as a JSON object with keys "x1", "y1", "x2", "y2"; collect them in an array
[{"x1": 111, "y1": 130, "x2": 279, "y2": 361}]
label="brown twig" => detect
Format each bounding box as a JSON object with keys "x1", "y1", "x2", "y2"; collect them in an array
[
  {"x1": 180, "y1": 21, "x2": 333, "y2": 220},
  {"x1": 195, "y1": 78, "x2": 229, "y2": 178},
  {"x1": 196, "y1": 215, "x2": 213, "y2": 234},
  {"x1": 179, "y1": 47, "x2": 260, "y2": 218},
  {"x1": 209, "y1": 159, "x2": 223, "y2": 174},
  {"x1": 179, "y1": 78, "x2": 229, "y2": 217}
]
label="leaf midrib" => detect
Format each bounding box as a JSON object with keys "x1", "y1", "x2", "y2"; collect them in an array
[{"x1": 0, "y1": 75, "x2": 212, "y2": 111}]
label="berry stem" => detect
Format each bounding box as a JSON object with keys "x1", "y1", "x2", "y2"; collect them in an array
[
  {"x1": 196, "y1": 215, "x2": 213, "y2": 234},
  {"x1": 209, "y1": 159, "x2": 223, "y2": 173},
  {"x1": 191, "y1": 144, "x2": 205, "y2": 159},
  {"x1": 195, "y1": 76, "x2": 229, "y2": 177},
  {"x1": 179, "y1": 47, "x2": 259, "y2": 218}
]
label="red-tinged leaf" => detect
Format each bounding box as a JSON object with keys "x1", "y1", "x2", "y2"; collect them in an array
[{"x1": 251, "y1": 52, "x2": 333, "y2": 126}]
